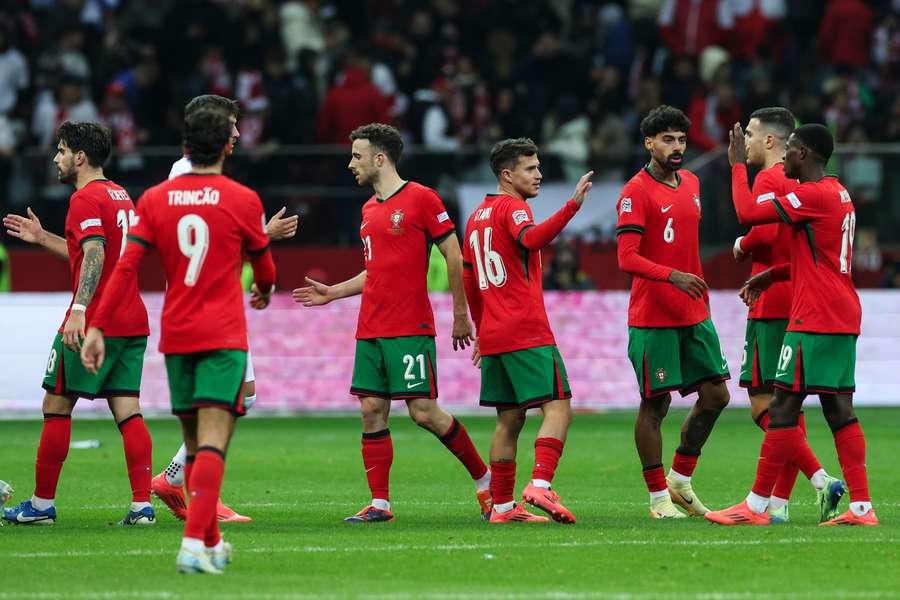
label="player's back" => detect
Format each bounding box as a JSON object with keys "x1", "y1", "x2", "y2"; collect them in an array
[
  {"x1": 783, "y1": 176, "x2": 860, "y2": 334},
  {"x1": 134, "y1": 173, "x2": 269, "y2": 353},
  {"x1": 747, "y1": 163, "x2": 796, "y2": 319},
  {"x1": 463, "y1": 194, "x2": 555, "y2": 355},
  {"x1": 616, "y1": 168, "x2": 707, "y2": 327},
  {"x1": 63, "y1": 179, "x2": 148, "y2": 336}
]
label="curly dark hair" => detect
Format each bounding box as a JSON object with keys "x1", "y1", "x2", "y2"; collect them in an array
[
  {"x1": 183, "y1": 108, "x2": 231, "y2": 166},
  {"x1": 349, "y1": 123, "x2": 404, "y2": 164},
  {"x1": 489, "y1": 137, "x2": 539, "y2": 176},
  {"x1": 56, "y1": 121, "x2": 112, "y2": 167},
  {"x1": 640, "y1": 105, "x2": 691, "y2": 138}
]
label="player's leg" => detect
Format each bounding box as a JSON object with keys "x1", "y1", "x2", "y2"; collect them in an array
[
  {"x1": 668, "y1": 318, "x2": 731, "y2": 516},
  {"x1": 3, "y1": 391, "x2": 74, "y2": 525},
  {"x1": 212, "y1": 353, "x2": 255, "y2": 523},
  {"x1": 108, "y1": 395, "x2": 154, "y2": 526},
  {"x1": 627, "y1": 326, "x2": 685, "y2": 518}
]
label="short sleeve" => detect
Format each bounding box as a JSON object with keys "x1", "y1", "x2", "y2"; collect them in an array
[
  {"x1": 615, "y1": 183, "x2": 647, "y2": 235},
  {"x1": 771, "y1": 184, "x2": 826, "y2": 224},
  {"x1": 504, "y1": 198, "x2": 535, "y2": 243},
  {"x1": 241, "y1": 191, "x2": 271, "y2": 255},
  {"x1": 421, "y1": 188, "x2": 455, "y2": 243},
  {"x1": 127, "y1": 192, "x2": 155, "y2": 247},
  {"x1": 66, "y1": 191, "x2": 106, "y2": 246}
]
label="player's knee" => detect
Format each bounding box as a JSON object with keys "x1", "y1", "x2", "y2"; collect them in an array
[{"x1": 408, "y1": 406, "x2": 434, "y2": 429}]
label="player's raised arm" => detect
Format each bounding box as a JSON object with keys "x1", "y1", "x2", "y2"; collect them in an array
[
  {"x1": 515, "y1": 171, "x2": 592, "y2": 252},
  {"x1": 3, "y1": 207, "x2": 69, "y2": 259},
  {"x1": 62, "y1": 239, "x2": 105, "y2": 352},
  {"x1": 437, "y1": 234, "x2": 473, "y2": 351},
  {"x1": 730, "y1": 124, "x2": 783, "y2": 226},
  {"x1": 292, "y1": 270, "x2": 367, "y2": 306},
  {"x1": 265, "y1": 206, "x2": 299, "y2": 241}
]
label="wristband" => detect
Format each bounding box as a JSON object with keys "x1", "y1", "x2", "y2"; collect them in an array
[{"x1": 71, "y1": 303, "x2": 87, "y2": 312}]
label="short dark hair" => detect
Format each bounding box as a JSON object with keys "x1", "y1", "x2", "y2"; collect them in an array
[
  {"x1": 750, "y1": 107, "x2": 796, "y2": 141},
  {"x1": 183, "y1": 108, "x2": 231, "y2": 166},
  {"x1": 349, "y1": 123, "x2": 404, "y2": 164},
  {"x1": 184, "y1": 94, "x2": 240, "y2": 119},
  {"x1": 640, "y1": 105, "x2": 691, "y2": 138},
  {"x1": 56, "y1": 121, "x2": 111, "y2": 167},
  {"x1": 489, "y1": 137, "x2": 539, "y2": 176},
  {"x1": 792, "y1": 123, "x2": 834, "y2": 162}
]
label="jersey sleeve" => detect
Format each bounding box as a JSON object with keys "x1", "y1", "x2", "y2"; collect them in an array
[
  {"x1": 126, "y1": 192, "x2": 156, "y2": 248},
  {"x1": 241, "y1": 191, "x2": 271, "y2": 255},
  {"x1": 503, "y1": 198, "x2": 536, "y2": 243},
  {"x1": 615, "y1": 183, "x2": 647, "y2": 235},
  {"x1": 67, "y1": 191, "x2": 107, "y2": 247},
  {"x1": 421, "y1": 188, "x2": 455, "y2": 243},
  {"x1": 770, "y1": 184, "x2": 827, "y2": 225}
]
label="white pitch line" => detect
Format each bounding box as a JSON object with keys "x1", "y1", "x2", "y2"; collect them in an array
[{"x1": 5, "y1": 536, "x2": 899, "y2": 560}]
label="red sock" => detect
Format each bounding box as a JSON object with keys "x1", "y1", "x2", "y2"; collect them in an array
[
  {"x1": 532, "y1": 437, "x2": 564, "y2": 483},
  {"x1": 772, "y1": 413, "x2": 813, "y2": 500},
  {"x1": 787, "y1": 412, "x2": 822, "y2": 479},
  {"x1": 489, "y1": 461, "x2": 516, "y2": 505},
  {"x1": 184, "y1": 456, "x2": 194, "y2": 493},
  {"x1": 833, "y1": 420, "x2": 870, "y2": 503},
  {"x1": 362, "y1": 430, "x2": 393, "y2": 501},
  {"x1": 755, "y1": 410, "x2": 770, "y2": 432},
  {"x1": 118, "y1": 415, "x2": 152, "y2": 502},
  {"x1": 183, "y1": 448, "x2": 224, "y2": 541},
  {"x1": 642, "y1": 464, "x2": 667, "y2": 493},
  {"x1": 439, "y1": 418, "x2": 488, "y2": 480},
  {"x1": 205, "y1": 509, "x2": 222, "y2": 547},
  {"x1": 34, "y1": 414, "x2": 71, "y2": 499},
  {"x1": 751, "y1": 427, "x2": 803, "y2": 497},
  {"x1": 671, "y1": 450, "x2": 699, "y2": 478}
]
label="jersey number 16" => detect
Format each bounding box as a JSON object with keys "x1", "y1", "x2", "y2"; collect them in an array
[{"x1": 469, "y1": 227, "x2": 507, "y2": 289}]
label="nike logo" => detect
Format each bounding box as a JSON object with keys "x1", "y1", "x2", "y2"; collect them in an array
[
  {"x1": 15, "y1": 514, "x2": 50, "y2": 523},
  {"x1": 661, "y1": 205, "x2": 673, "y2": 213},
  {"x1": 407, "y1": 381, "x2": 425, "y2": 389}
]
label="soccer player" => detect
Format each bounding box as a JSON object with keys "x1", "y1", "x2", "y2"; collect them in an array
[
  {"x1": 615, "y1": 105, "x2": 730, "y2": 519},
  {"x1": 732, "y1": 108, "x2": 845, "y2": 523},
  {"x1": 293, "y1": 123, "x2": 491, "y2": 523},
  {"x1": 2, "y1": 122, "x2": 154, "y2": 526},
  {"x1": 81, "y1": 107, "x2": 277, "y2": 572},
  {"x1": 463, "y1": 138, "x2": 591, "y2": 524},
  {"x1": 705, "y1": 123, "x2": 876, "y2": 526},
  {"x1": 151, "y1": 94, "x2": 298, "y2": 523}
]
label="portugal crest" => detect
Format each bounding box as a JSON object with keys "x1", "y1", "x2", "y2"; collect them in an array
[
  {"x1": 390, "y1": 209, "x2": 404, "y2": 234},
  {"x1": 656, "y1": 368, "x2": 667, "y2": 383}
]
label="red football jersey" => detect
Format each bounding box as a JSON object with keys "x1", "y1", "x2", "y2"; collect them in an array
[
  {"x1": 356, "y1": 181, "x2": 454, "y2": 339},
  {"x1": 128, "y1": 173, "x2": 271, "y2": 353},
  {"x1": 771, "y1": 177, "x2": 861, "y2": 334},
  {"x1": 615, "y1": 168, "x2": 708, "y2": 327},
  {"x1": 62, "y1": 179, "x2": 149, "y2": 337},
  {"x1": 742, "y1": 163, "x2": 797, "y2": 320},
  {"x1": 462, "y1": 194, "x2": 556, "y2": 355}
]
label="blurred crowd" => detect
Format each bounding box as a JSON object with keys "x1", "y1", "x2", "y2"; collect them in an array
[{"x1": 1, "y1": 0, "x2": 899, "y2": 287}]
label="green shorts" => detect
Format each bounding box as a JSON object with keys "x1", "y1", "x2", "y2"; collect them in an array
[
  {"x1": 773, "y1": 332, "x2": 856, "y2": 394},
  {"x1": 479, "y1": 345, "x2": 571, "y2": 410},
  {"x1": 165, "y1": 350, "x2": 248, "y2": 416},
  {"x1": 350, "y1": 336, "x2": 437, "y2": 400},
  {"x1": 740, "y1": 319, "x2": 789, "y2": 389},
  {"x1": 42, "y1": 333, "x2": 147, "y2": 399},
  {"x1": 627, "y1": 318, "x2": 730, "y2": 399}
]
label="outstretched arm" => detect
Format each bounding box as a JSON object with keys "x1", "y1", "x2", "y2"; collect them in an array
[
  {"x1": 292, "y1": 270, "x2": 367, "y2": 306},
  {"x1": 3, "y1": 208, "x2": 69, "y2": 259}
]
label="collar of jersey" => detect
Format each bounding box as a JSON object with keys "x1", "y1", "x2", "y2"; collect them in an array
[
  {"x1": 376, "y1": 181, "x2": 409, "y2": 203},
  {"x1": 643, "y1": 165, "x2": 681, "y2": 189}
]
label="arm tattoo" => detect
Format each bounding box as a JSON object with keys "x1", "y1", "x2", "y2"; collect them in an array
[{"x1": 74, "y1": 241, "x2": 106, "y2": 307}]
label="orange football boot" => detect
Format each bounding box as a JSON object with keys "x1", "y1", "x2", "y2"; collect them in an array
[{"x1": 704, "y1": 501, "x2": 770, "y2": 526}]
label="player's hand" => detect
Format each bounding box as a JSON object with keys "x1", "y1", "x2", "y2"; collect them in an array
[
  {"x1": 266, "y1": 207, "x2": 299, "y2": 241},
  {"x1": 733, "y1": 236, "x2": 748, "y2": 262},
  {"x1": 728, "y1": 123, "x2": 747, "y2": 166},
  {"x1": 62, "y1": 310, "x2": 86, "y2": 352},
  {"x1": 451, "y1": 313, "x2": 474, "y2": 351},
  {"x1": 3, "y1": 207, "x2": 48, "y2": 245},
  {"x1": 471, "y1": 339, "x2": 481, "y2": 369},
  {"x1": 292, "y1": 277, "x2": 334, "y2": 306},
  {"x1": 80, "y1": 327, "x2": 106, "y2": 374},
  {"x1": 739, "y1": 268, "x2": 774, "y2": 308},
  {"x1": 571, "y1": 171, "x2": 594, "y2": 207},
  {"x1": 249, "y1": 283, "x2": 273, "y2": 310},
  {"x1": 668, "y1": 270, "x2": 708, "y2": 300}
]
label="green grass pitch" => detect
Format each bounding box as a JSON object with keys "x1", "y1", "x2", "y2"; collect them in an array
[{"x1": 1, "y1": 408, "x2": 898, "y2": 598}]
